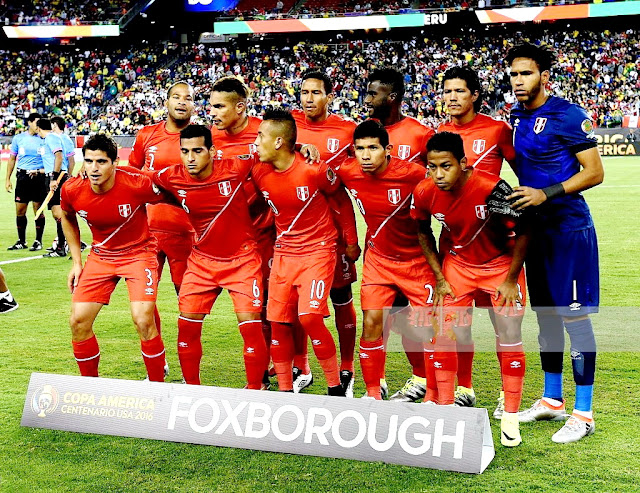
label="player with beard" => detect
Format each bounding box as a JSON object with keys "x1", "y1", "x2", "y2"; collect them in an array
[{"x1": 363, "y1": 67, "x2": 435, "y2": 401}]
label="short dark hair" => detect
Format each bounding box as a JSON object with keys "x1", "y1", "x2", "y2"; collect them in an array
[
  {"x1": 506, "y1": 42, "x2": 555, "y2": 73},
  {"x1": 353, "y1": 119, "x2": 389, "y2": 148},
  {"x1": 301, "y1": 71, "x2": 333, "y2": 95},
  {"x1": 427, "y1": 132, "x2": 465, "y2": 163},
  {"x1": 368, "y1": 67, "x2": 405, "y2": 101},
  {"x1": 27, "y1": 113, "x2": 42, "y2": 123},
  {"x1": 211, "y1": 76, "x2": 249, "y2": 100},
  {"x1": 263, "y1": 107, "x2": 297, "y2": 150},
  {"x1": 180, "y1": 124, "x2": 213, "y2": 149},
  {"x1": 37, "y1": 118, "x2": 52, "y2": 131},
  {"x1": 167, "y1": 81, "x2": 193, "y2": 98},
  {"x1": 51, "y1": 116, "x2": 66, "y2": 131},
  {"x1": 83, "y1": 134, "x2": 118, "y2": 162},
  {"x1": 442, "y1": 66, "x2": 482, "y2": 112}
]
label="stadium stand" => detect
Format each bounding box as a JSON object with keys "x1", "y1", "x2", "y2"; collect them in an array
[{"x1": 0, "y1": 0, "x2": 132, "y2": 25}]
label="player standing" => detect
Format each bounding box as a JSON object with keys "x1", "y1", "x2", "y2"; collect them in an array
[
  {"x1": 507, "y1": 42, "x2": 604, "y2": 443},
  {"x1": 335, "y1": 120, "x2": 436, "y2": 400},
  {"x1": 292, "y1": 70, "x2": 359, "y2": 396},
  {"x1": 0, "y1": 268, "x2": 19, "y2": 313},
  {"x1": 412, "y1": 132, "x2": 529, "y2": 447},
  {"x1": 438, "y1": 66, "x2": 517, "y2": 412},
  {"x1": 151, "y1": 125, "x2": 268, "y2": 389},
  {"x1": 60, "y1": 134, "x2": 168, "y2": 381},
  {"x1": 5, "y1": 113, "x2": 47, "y2": 251},
  {"x1": 251, "y1": 109, "x2": 360, "y2": 395},
  {"x1": 364, "y1": 67, "x2": 435, "y2": 401}
]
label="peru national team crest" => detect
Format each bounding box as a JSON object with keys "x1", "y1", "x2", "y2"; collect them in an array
[
  {"x1": 534, "y1": 117, "x2": 547, "y2": 134},
  {"x1": 388, "y1": 188, "x2": 401, "y2": 205},
  {"x1": 296, "y1": 186, "x2": 310, "y2": 201},
  {"x1": 397, "y1": 145, "x2": 411, "y2": 160},
  {"x1": 218, "y1": 181, "x2": 232, "y2": 197},
  {"x1": 472, "y1": 139, "x2": 486, "y2": 154},
  {"x1": 118, "y1": 204, "x2": 132, "y2": 218},
  {"x1": 327, "y1": 138, "x2": 340, "y2": 153},
  {"x1": 475, "y1": 204, "x2": 487, "y2": 220}
]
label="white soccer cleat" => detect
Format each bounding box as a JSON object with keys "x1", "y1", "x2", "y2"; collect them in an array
[
  {"x1": 292, "y1": 366, "x2": 313, "y2": 393},
  {"x1": 454, "y1": 385, "x2": 477, "y2": 407},
  {"x1": 501, "y1": 411, "x2": 522, "y2": 447},
  {"x1": 552, "y1": 414, "x2": 595, "y2": 444},
  {"x1": 519, "y1": 398, "x2": 569, "y2": 423},
  {"x1": 493, "y1": 390, "x2": 505, "y2": 420},
  {"x1": 389, "y1": 375, "x2": 426, "y2": 402}
]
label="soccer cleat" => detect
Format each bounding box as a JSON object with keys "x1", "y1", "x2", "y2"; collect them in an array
[
  {"x1": 501, "y1": 412, "x2": 522, "y2": 447},
  {"x1": 493, "y1": 391, "x2": 506, "y2": 420},
  {"x1": 29, "y1": 240, "x2": 42, "y2": 251},
  {"x1": 292, "y1": 366, "x2": 313, "y2": 393},
  {"x1": 519, "y1": 398, "x2": 569, "y2": 423},
  {"x1": 454, "y1": 386, "x2": 477, "y2": 407},
  {"x1": 7, "y1": 241, "x2": 27, "y2": 250},
  {"x1": 328, "y1": 384, "x2": 347, "y2": 397},
  {"x1": 389, "y1": 375, "x2": 427, "y2": 402},
  {"x1": 380, "y1": 378, "x2": 389, "y2": 400},
  {"x1": 0, "y1": 296, "x2": 19, "y2": 314},
  {"x1": 164, "y1": 363, "x2": 170, "y2": 378},
  {"x1": 43, "y1": 248, "x2": 67, "y2": 258},
  {"x1": 423, "y1": 400, "x2": 437, "y2": 406},
  {"x1": 340, "y1": 370, "x2": 354, "y2": 398},
  {"x1": 552, "y1": 414, "x2": 595, "y2": 444},
  {"x1": 80, "y1": 241, "x2": 88, "y2": 252}
]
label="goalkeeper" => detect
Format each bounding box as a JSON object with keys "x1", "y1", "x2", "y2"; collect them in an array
[{"x1": 411, "y1": 131, "x2": 530, "y2": 447}]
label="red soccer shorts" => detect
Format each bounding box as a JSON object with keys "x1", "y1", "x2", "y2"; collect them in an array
[
  {"x1": 151, "y1": 229, "x2": 194, "y2": 287},
  {"x1": 361, "y1": 250, "x2": 436, "y2": 311},
  {"x1": 72, "y1": 249, "x2": 159, "y2": 304},
  {"x1": 442, "y1": 254, "x2": 527, "y2": 318},
  {"x1": 179, "y1": 247, "x2": 263, "y2": 315},
  {"x1": 257, "y1": 234, "x2": 275, "y2": 288},
  {"x1": 267, "y1": 248, "x2": 336, "y2": 323},
  {"x1": 332, "y1": 240, "x2": 357, "y2": 290}
]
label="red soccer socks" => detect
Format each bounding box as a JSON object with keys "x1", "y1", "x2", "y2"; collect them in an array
[
  {"x1": 141, "y1": 335, "x2": 166, "y2": 382},
  {"x1": 72, "y1": 334, "x2": 100, "y2": 377},
  {"x1": 177, "y1": 316, "x2": 203, "y2": 385}
]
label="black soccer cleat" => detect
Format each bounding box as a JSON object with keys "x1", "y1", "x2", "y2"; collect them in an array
[
  {"x1": 328, "y1": 384, "x2": 347, "y2": 397},
  {"x1": 0, "y1": 296, "x2": 19, "y2": 314},
  {"x1": 28, "y1": 240, "x2": 42, "y2": 251},
  {"x1": 7, "y1": 241, "x2": 27, "y2": 250}
]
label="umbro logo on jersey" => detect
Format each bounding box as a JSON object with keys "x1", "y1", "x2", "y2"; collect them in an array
[
  {"x1": 297, "y1": 186, "x2": 310, "y2": 201},
  {"x1": 388, "y1": 188, "x2": 401, "y2": 205},
  {"x1": 534, "y1": 117, "x2": 547, "y2": 134},
  {"x1": 475, "y1": 204, "x2": 487, "y2": 220},
  {"x1": 472, "y1": 139, "x2": 486, "y2": 154},
  {"x1": 327, "y1": 138, "x2": 340, "y2": 153},
  {"x1": 252, "y1": 299, "x2": 261, "y2": 307},
  {"x1": 434, "y1": 361, "x2": 442, "y2": 368},
  {"x1": 145, "y1": 288, "x2": 154, "y2": 296},
  {"x1": 78, "y1": 210, "x2": 88, "y2": 219},
  {"x1": 312, "y1": 339, "x2": 321, "y2": 346},
  {"x1": 118, "y1": 204, "x2": 132, "y2": 218},
  {"x1": 397, "y1": 145, "x2": 411, "y2": 160},
  {"x1": 309, "y1": 300, "x2": 320, "y2": 308},
  {"x1": 434, "y1": 213, "x2": 446, "y2": 222},
  {"x1": 178, "y1": 189, "x2": 187, "y2": 197},
  {"x1": 218, "y1": 181, "x2": 232, "y2": 196}
]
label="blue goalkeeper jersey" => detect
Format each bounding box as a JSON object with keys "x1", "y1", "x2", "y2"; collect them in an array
[{"x1": 510, "y1": 96, "x2": 598, "y2": 232}]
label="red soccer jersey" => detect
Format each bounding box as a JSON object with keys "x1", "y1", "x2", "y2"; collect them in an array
[
  {"x1": 211, "y1": 116, "x2": 262, "y2": 158},
  {"x1": 411, "y1": 169, "x2": 512, "y2": 265},
  {"x1": 251, "y1": 154, "x2": 357, "y2": 254},
  {"x1": 386, "y1": 116, "x2": 435, "y2": 167},
  {"x1": 337, "y1": 157, "x2": 427, "y2": 261},
  {"x1": 438, "y1": 113, "x2": 515, "y2": 176},
  {"x1": 129, "y1": 122, "x2": 193, "y2": 234},
  {"x1": 60, "y1": 168, "x2": 165, "y2": 256},
  {"x1": 292, "y1": 110, "x2": 356, "y2": 167}
]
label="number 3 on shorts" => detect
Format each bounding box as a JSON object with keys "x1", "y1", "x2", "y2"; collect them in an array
[{"x1": 145, "y1": 268, "x2": 154, "y2": 287}]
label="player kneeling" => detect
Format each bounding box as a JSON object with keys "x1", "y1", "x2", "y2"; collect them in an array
[
  {"x1": 61, "y1": 134, "x2": 168, "y2": 381},
  {"x1": 411, "y1": 132, "x2": 530, "y2": 447}
]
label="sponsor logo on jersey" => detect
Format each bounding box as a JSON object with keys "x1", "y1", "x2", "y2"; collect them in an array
[
  {"x1": 296, "y1": 186, "x2": 310, "y2": 201},
  {"x1": 472, "y1": 139, "x2": 486, "y2": 154},
  {"x1": 475, "y1": 205, "x2": 487, "y2": 220},
  {"x1": 31, "y1": 385, "x2": 59, "y2": 418},
  {"x1": 218, "y1": 181, "x2": 232, "y2": 196},
  {"x1": 327, "y1": 138, "x2": 340, "y2": 153},
  {"x1": 388, "y1": 188, "x2": 401, "y2": 205},
  {"x1": 397, "y1": 145, "x2": 411, "y2": 160},
  {"x1": 533, "y1": 117, "x2": 547, "y2": 134},
  {"x1": 118, "y1": 204, "x2": 132, "y2": 218}
]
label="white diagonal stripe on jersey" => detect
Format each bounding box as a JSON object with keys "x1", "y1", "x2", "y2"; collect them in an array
[
  {"x1": 197, "y1": 181, "x2": 245, "y2": 243},
  {"x1": 141, "y1": 348, "x2": 166, "y2": 359},
  {"x1": 452, "y1": 212, "x2": 493, "y2": 251},
  {"x1": 92, "y1": 205, "x2": 143, "y2": 249},
  {"x1": 276, "y1": 189, "x2": 319, "y2": 240},
  {"x1": 470, "y1": 144, "x2": 497, "y2": 169},
  {"x1": 408, "y1": 152, "x2": 421, "y2": 162},
  {"x1": 370, "y1": 193, "x2": 412, "y2": 240},
  {"x1": 326, "y1": 144, "x2": 351, "y2": 164}
]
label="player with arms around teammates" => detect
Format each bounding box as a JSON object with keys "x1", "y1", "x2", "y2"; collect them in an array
[
  {"x1": 250, "y1": 109, "x2": 360, "y2": 396},
  {"x1": 412, "y1": 132, "x2": 529, "y2": 447},
  {"x1": 335, "y1": 120, "x2": 436, "y2": 400},
  {"x1": 507, "y1": 42, "x2": 604, "y2": 444},
  {"x1": 60, "y1": 135, "x2": 169, "y2": 382}
]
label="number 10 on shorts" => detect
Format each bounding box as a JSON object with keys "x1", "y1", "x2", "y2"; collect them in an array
[{"x1": 309, "y1": 279, "x2": 326, "y2": 309}]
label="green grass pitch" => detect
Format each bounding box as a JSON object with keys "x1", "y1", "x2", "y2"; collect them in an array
[{"x1": 0, "y1": 157, "x2": 638, "y2": 491}]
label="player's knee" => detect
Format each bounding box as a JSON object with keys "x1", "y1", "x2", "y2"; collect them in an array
[
  {"x1": 330, "y1": 285, "x2": 352, "y2": 305},
  {"x1": 452, "y1": 324, "x2": 473, "y2": 345},
  {"x1": 495, "y1": 316, "x2": 523, "y2": 345},
  {"x1": 69, "y1": 314, "x2": 93, "y2": 341},
  {"x1": 132, "y1": 315, "x2": 157, "y2": 341}
]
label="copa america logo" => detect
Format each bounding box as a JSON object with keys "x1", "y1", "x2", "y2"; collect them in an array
[{"x1": 31, "y1": 385, "x2": 59, "y2": 418}]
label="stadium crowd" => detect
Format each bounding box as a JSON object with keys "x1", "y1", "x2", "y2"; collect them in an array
[
  {"x1": 0, "y1": 0, "x2": 131, "y2": 25},
  {"x1": 0, "y1": 27, "x2": 638, "y2": 136}
]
